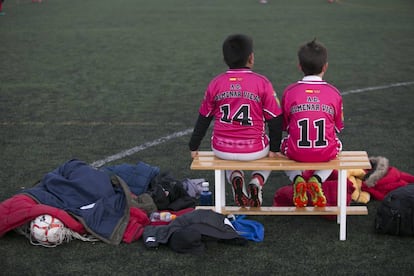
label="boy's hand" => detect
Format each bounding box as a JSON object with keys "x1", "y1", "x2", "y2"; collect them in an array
[
  {"x1": 191, "y1": 151, "x2": 198, "y2": 158},
  {"x1": 268, "y1": 151, "x2": 286, "y2": 158},
  {"x1": 276, "y1": 152, "x2": 287, "y2": 158},
  {"x1": 268, "y1": 151, "x2": 278, "y2": 158}
]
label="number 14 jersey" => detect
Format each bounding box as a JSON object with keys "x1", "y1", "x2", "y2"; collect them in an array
[{"x1": 199, "y1": 69, "x2": 282, "y2": 154}]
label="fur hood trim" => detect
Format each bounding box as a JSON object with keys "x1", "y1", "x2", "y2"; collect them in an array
[{"x1": 364, "y1": 156, "x2": 389, "y2": 187}]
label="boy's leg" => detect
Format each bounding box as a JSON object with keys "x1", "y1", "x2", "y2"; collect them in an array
[
  {"x1": 313, "y1": 170, "x2": 332, "y2": 182},
  {"x1": 285, "y1": 170, "x2": 302, "y2": 182},
  {"x1": 307, "y1": 170, "x2": 331, "y2": 207},
  {"x1": 248, "y1": 170, "x2": 270, "y2": 207},
  {"x1": 226, "y1": 170, "x2": 249, "y2": 207}
]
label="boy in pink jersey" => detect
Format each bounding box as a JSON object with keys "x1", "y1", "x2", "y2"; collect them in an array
[
  {"x1": 189, "y1": 34, "x2": 283, "y2": 207},
  {"x1": 281, "y1": 39, "x2": 343, "y2": 207}
]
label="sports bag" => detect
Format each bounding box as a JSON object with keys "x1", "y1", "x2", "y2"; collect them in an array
[
  {"x1": 147, "y1": 172, "x2": 196, "y2": 211},
  {"x1": 375, "y1": 184, "x2": 414, "y2": 236}
]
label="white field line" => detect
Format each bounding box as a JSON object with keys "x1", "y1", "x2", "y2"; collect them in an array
[
  {"x1": 91, "y1": 81, "x2": 414, "y2": 167},
  {"x1": 341, "y1": 81, "x2": 414, "y2": 96},
  {"x1": 90, "y1": 129, "x2": 193, "y2": 168}
]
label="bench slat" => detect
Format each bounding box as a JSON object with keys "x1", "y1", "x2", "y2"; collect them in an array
[
  {"x1": 191, "y1": 151, "x2": 371, "y2": 171},
  {"x1": 195, "y1": 151, "x2": 368, "y2": 157},
  {"x1": 196, "y1": 206, "x2": 368, "y2": 215},
  {"x1": 197, "y1": 206, "x2": 368, "y2": 216},
  {"x1": 231, "y1": 206, "x2": 364, "y2": 215}
]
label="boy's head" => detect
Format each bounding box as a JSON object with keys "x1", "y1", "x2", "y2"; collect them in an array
[
  {"x1": 222, "y1": 34, "x2": 253, "y2": 69},
  {"x1": 298, "y1": 39, "x2": 328, "y2": 76}
]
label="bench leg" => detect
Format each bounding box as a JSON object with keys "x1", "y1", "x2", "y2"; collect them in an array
[
  {"x1": 338, "y1": 169, "x2": 347, "y2": 241},
  {"x1": 336, "y1": 173, "x2": 340, "y2": 224},
  {"x1": 214, "y1": 169, "x2": 226, "y2": 213}
]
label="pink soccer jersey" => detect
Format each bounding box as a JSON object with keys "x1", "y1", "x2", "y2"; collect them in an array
[
  {"x1": 199, "y1": 69, "x2": 282, "y2": 154},
  {"x1": 281, "y1": 76, "x2": 344, "y2": 162}
]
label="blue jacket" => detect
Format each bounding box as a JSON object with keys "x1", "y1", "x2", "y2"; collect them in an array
[
  {"x1": 22, "y1": 159, "x2": 131, "y2": 244},
  {"x1": 102, "y1": 161, "x2": 160, "y2": 196}
]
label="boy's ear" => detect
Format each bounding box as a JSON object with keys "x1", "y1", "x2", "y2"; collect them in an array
[
  {"x1": 322, "y1": 62, "x2": 329, "y2": 72},
  {"x1": 248, "y1": 52, "x2": 254, "y2": 65}
]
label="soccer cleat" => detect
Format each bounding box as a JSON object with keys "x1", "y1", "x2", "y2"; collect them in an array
[
  {"x1": 307, "y1": 176, "x2": 327, "y2": 207},
  {"x1": 293, "y1": 176, "x2": 308, "y2": 207},
  {"x1": 230, "y1": 171, "x2": 249, "y2": 207},
  {"x1": 248, "y1": 177, "x2": 263, "y2": 207}
]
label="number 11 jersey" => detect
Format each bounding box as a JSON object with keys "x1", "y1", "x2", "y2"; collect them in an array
[{"x1": 281, "y1": 76, "x2": 344, "y2": 162}]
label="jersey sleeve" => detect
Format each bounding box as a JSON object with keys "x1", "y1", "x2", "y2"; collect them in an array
[
  {"x1": 262, "y1": 81, "x2": 282, "y2": 120},
  {"x1": 334, "y1": 91, "x2": 344, "y2": 133},
  {"x1": 280, "y1": 85, "x2": 292, "y2": 131},
  {"x1": 198, "y1": 85, "x2": 215, "y2": 117}
]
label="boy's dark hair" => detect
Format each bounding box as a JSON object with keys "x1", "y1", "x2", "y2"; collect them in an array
[
  {"x1": 298, "y1": 39, "x2": 328, "y2": 76},
  {"x1": 222, "y1": 34, "x2": 253, "y2": 69}
]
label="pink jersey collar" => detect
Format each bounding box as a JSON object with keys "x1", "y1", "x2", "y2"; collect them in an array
[
  {"x1": 299, "y1": 75, "x2": 326, "y2": 84},
  {"x1": 226, "y1": 68, "x2": 253, "y2": 74},
  {"x1": 302, "y1": 75, "x2": 323, "y2": 81}
]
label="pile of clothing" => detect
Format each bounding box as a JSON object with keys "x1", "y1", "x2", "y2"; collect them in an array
[{"x1": 0, "y1": 159, "x2": 203, "y2": 244}]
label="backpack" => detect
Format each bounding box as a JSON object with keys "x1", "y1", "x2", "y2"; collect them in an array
[
  {"x1": 375, "y1": 184, "x2": 414, "y2": 236},
  {"x1": 147, "y1": 172, "x2": 196, "y2": 211}
]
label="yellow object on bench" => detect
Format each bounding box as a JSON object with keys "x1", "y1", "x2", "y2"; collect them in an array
[{"x1": 190, "y1": 151, "x2": 372, "y2": 241}]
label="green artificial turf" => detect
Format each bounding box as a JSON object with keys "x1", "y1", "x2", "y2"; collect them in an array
[{"x1": 1, "y1": 0, "x2": 413, "y2": 275}]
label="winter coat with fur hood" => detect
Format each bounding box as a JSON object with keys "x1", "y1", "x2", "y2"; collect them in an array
[{"x1": 362, "y1": 156, "x2": 414, "y2": 200}]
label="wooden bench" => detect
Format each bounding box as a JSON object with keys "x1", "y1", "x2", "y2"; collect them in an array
[{"x1": 191, "y1": 151, "x2": 372, "y2": 241}]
